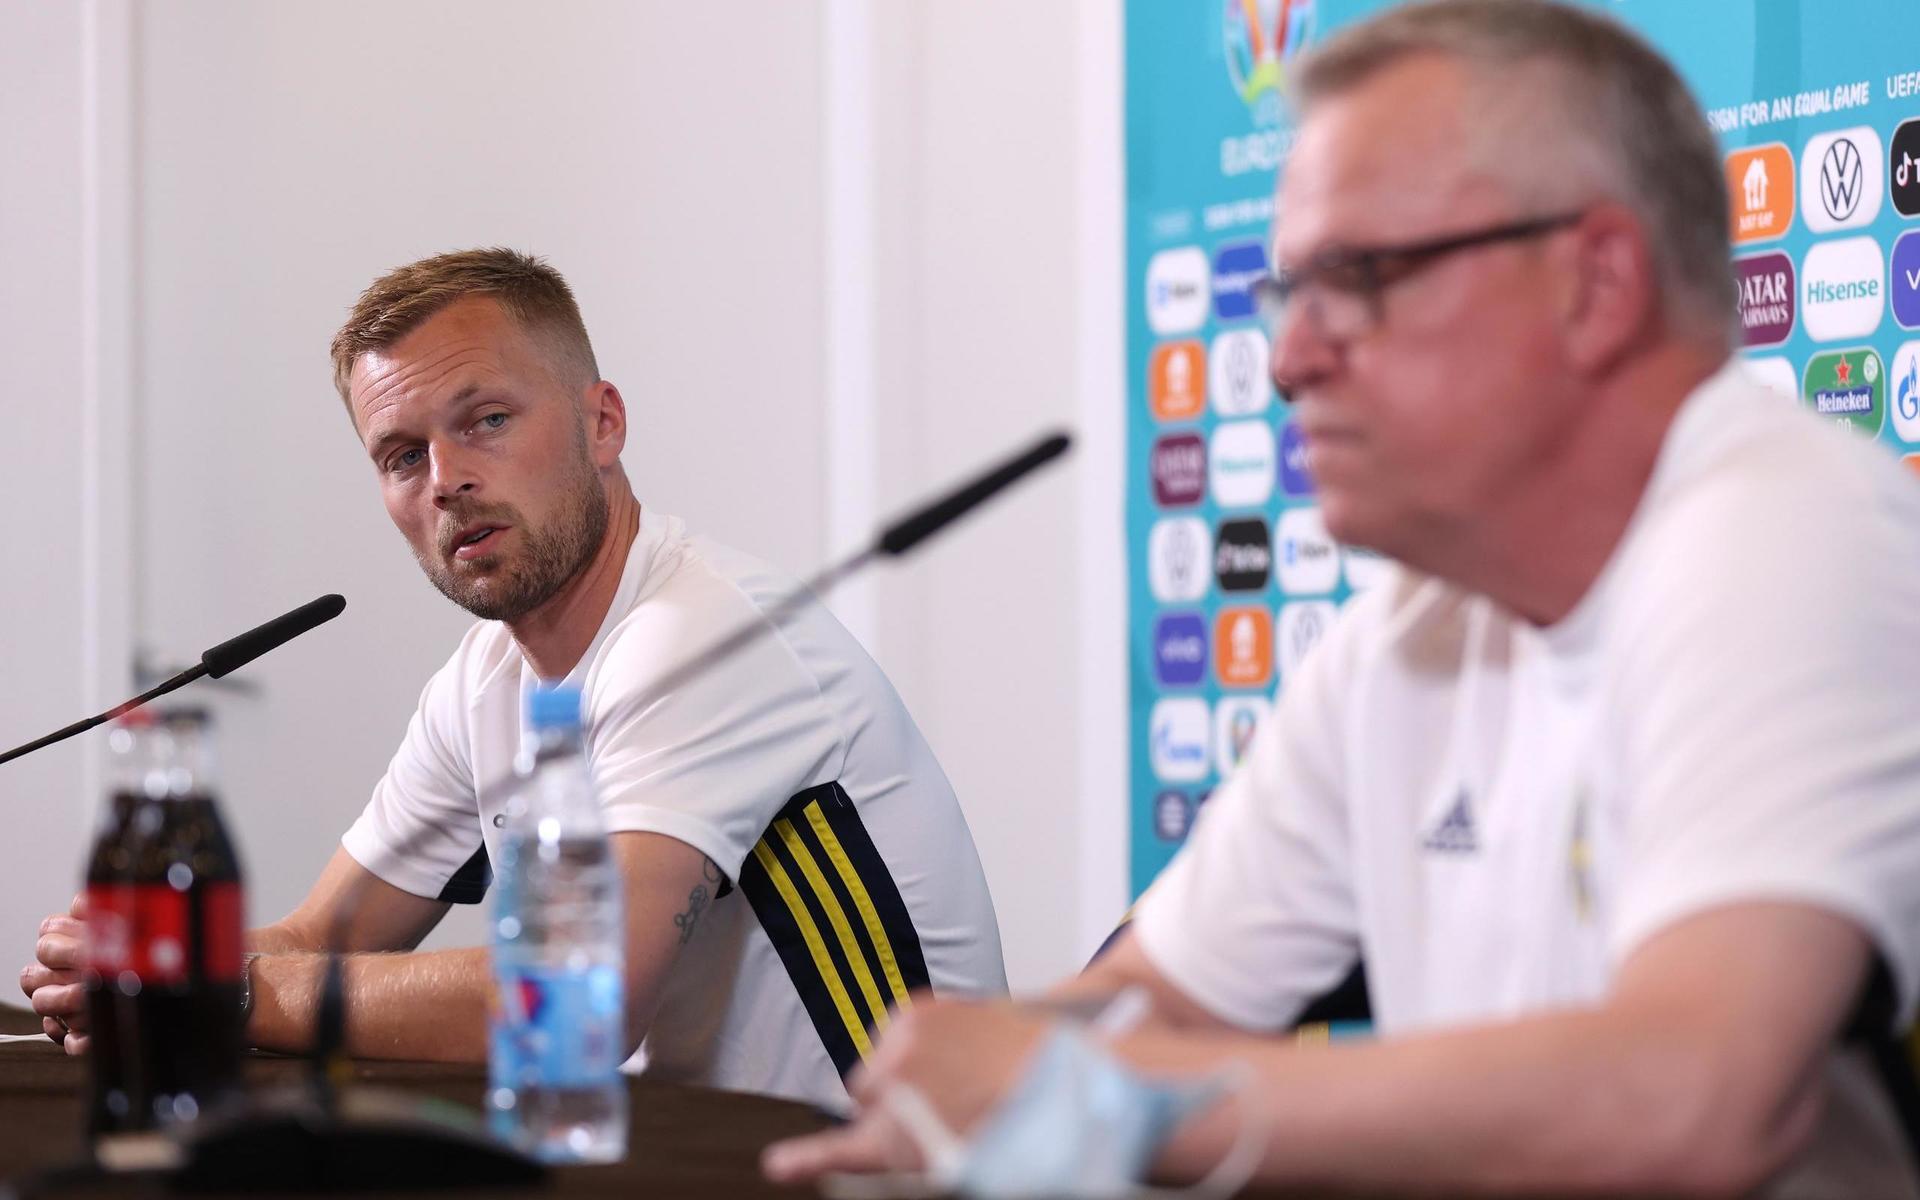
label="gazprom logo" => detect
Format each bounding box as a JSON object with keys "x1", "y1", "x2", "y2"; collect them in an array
[{"x1": 1149, "y1": 698, "x2": 1211, "y2": 784}]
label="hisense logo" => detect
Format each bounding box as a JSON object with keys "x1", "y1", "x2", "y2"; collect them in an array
[{"x1": 1801, "y1": 237, "x2": 1885, "y2": 342}]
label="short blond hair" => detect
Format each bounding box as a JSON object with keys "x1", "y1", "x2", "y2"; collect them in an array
[
  {"x1": 329, "y1": 247, "x2": 600, "y2": 408},
  {"x1": 1292, "y1": 0, "x2": 1735, "y2": 339}
]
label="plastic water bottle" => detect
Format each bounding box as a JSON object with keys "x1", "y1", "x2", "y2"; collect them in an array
[{"x1": 488, "y1": 685, "x2": 628, "y2": 1163}]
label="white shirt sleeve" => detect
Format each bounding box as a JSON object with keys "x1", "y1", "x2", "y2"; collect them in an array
[
  {"x1": 341, "y1": 654, "x2": 489, "y2": 903},
  {"x1": 1130, "y1": 589, "x2": 1370, "y2": 1032},
  {"x1": 581, "y1": 565, "x2": 845, "y2": 882},
  {"x1": 1608, "y1": 435, "x2": 1920, "y2": 1029}
]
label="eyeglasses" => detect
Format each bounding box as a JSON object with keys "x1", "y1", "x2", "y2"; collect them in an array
[{"x1": 1252, "y1": 213, "x2": 1584, "y2": 343}]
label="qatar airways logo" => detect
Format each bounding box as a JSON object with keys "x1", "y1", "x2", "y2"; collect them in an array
[{"x1": 1734, "y1": 252, "x2": 1794, "y2": 346}]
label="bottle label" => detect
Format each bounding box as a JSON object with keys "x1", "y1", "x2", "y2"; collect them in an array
[
  {"x1": 128, "y1": 881, "x2": 244, "y2": 985},
  {"x1": 489, "y1": 963, "x2": 624, "y2": 1090},
  {"x1": 84, "y1": 885, "x2": 136, "y2": 975}
]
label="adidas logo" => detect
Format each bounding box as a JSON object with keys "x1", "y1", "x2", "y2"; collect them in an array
[{"x1": 1422, "y1": 789, "x2": 1478, "y2": 854}]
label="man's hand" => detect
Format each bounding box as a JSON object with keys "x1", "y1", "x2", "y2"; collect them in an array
[
  {"x1": 19, "y1": 893, "x2": 91, "y2": 1055},
  {"x1": 762, "y1": 997, "x2": 1053, "y2": 1184}
]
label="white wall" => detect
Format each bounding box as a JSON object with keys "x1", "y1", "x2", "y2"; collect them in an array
[
  {"x1": 1, "y1": 0, "x2": 1124, "y2": 1003},
  {"x1": 0, "y1": 1, "x2": 101, "y2": 998}
]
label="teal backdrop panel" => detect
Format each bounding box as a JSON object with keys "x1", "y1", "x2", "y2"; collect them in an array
[{"x1": 1125, "y1": 0, "x2": 1920, "y2": 896}]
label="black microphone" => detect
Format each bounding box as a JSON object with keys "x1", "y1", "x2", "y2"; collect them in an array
[
  {"x1": 641, "y1": 428, "x2": 1074, "y2": 702},
  {"x1": 0, "y1": 594, "x2": 347, "y2": 767}
]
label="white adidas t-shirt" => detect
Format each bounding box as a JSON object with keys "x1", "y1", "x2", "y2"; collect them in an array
[
  {"x1": 343, "y1": 509, "x2": 1007, "y2": 1109},
  {"x1": 1135, "y1": 362, "x2": 1920, "y2": 1195}
]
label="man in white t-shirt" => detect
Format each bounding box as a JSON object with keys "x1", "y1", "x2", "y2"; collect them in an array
[
  {"x1": 22, "y1": 248, "x2": 1006, "y2": 1110},
  {"x1": 766, "y1": 1, "x2": 1920, "y2": 1194}
]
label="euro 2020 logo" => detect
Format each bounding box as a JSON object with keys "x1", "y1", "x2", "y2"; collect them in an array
[{"x1": 1224, "y1": 0, "x2": 1315, "y2": 124}]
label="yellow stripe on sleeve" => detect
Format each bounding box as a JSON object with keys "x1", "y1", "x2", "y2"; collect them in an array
[
  {"x1": 775, "y1": 819, "x2": 891, "y2": 1034},
  {"x1": 749, "y1": 840, "x2": 871, "y2": 1059},
  {"x1": 804, "y1": 801, "x2": 913, "y2": 1009}
]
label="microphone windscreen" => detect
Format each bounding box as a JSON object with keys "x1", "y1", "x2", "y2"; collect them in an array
[
  {"x1": 201, "y1": 594, "x2": 346, "y2": 679},
  {"x1": 878, "y1": 431, "x2": 1071, "y2": 558}
]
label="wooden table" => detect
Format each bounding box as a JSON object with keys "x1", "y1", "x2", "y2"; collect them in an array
[{"x1": 0, "y1": 1005, "x2": 834, "y2": 1198}]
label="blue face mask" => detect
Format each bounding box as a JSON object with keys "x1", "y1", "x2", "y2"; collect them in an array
[{"x1": 825, "y1": 1025, "x2": 1264, "y2": 1200}]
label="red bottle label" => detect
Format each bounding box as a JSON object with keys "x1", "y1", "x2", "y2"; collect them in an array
[
  {"x1": 85, "y1": 885, "x2": 136, "y2": 975},
  {"x1": 133, "y1": 885, "x2": 190, "y2": 985}
]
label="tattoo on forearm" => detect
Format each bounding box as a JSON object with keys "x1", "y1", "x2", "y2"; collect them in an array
[{"x1": 673, "y1": 859, "x2": 720, "y2": 945}]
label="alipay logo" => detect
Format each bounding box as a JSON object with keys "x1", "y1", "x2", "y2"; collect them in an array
[
  {"x1": 1209, "y1": 420, "x2": 1277, "y2": 509},
  {"x1": 1209, "y1": 328, "x2": 1272, "y2": 417},
  {"x1": 1149, "y1": 698, "x2": 1211, "y2": 784},
  {"x1": 1153, "y1": 613, "x2": 1209, "y2": 688},
  {"x1": 1801, "y1": 127, "x2": 1883, "y2": 233},
  {"x1": 1274, "y1": 506, "x2": 1340, "y2": 594},
  {"x1": 1146, "y1": 247, "x2": 1210, "y2": 335},
  {"x1": 1148, "y1": 516, "x2": 1212, "y2": 603},
  {"x1": 1801, "y1": 237, "x2": 1884, "y2": 342}
]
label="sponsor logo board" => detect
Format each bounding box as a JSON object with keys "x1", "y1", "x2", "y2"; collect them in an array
[
  {"x1": 1151, "y1": 432, "x2": 1207, "y2": 506},
  {"x1": 1209, "y1": 328, "x2": 1272, "y2": 416},
  {"x1": 1802, "y1": 127, "x2": 1883, "y2": 234},
  {"x1": 1802, "y1": 346, "x2": 1885, "y2": 436},
  {"x1": 1277, "y1": 600, "x2": 1339, "y2": 686},
  {"x1": 1213, "y1": 696, "x2": 1271, "y2": 777},
  {"x1": 1153, "y1": 790, "x2": 1193, "y2": 842},
  {"x1": 1148, "y1": 516, "x2": 1212, "y2": 602},
  {"x1": 1734, "y1": 252, "x2": 1794, "y2": 346},
  {"x1": 1892, "y1": 118, "x2": 1920, "y2": 218},
  {"x1": 1892, "y1": 342, "x2": 1920, "y2": 444},
  {"x1": 1209, "y1": 420, "x2": 1276, "y2": 508},
  {"x1": 1801, "y1": 237, "x2": 1884, "y2": 342},
  {"x1": 1278, "y1": 422, "x2": 1315, "y2": 496},
  {"x1": 1149, "y1": 697, "x2": 1210, "y2": 783},
  {"x1": 1149, "y1": 341, "x2": 1207, "y2": 421},
  {"x1": 1214, "y1": 606, "x2": 1274, "y2": 689},
  {"x1": 1146, "y1": 247, "x2": 1210, "y2": 335},
  {"x1": 1211, "y1": 240, "x2": 1268, "y2": 322},
  {"x1": 1892, "y1": 231, "x2": 1920, "y2": 330},
  {"x1": 1153, "y1": 613, "x2": 1208, "y2": 688},
  {"x1": 1213, "y1": 517, "x2": 1273, "y2": 591},
  {"x1": 1725, "y1": 144, "x2": 1794, "y2": 243},
  {"x1": 1274, "y1": 505, "x2": 1339, "y2": 594}
]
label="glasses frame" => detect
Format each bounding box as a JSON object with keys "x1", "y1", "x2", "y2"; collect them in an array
[{"x1": 1254, "y1": 212, "x2": 1585, "y2": 341}]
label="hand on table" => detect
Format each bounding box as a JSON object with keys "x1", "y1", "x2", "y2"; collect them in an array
[
  {"x1": 761, "y1": 995, "x2": 1051, "y2": 1185},
  {"x1": 18, "y1": 893, "x2": 90, "y2": 1055}
]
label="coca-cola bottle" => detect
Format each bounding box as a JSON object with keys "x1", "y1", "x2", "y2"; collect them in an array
[
  {"x1": 129, "y1": 708, "x2": 247, "y2": 1126},
  {"x1": 83, "y1": 711, "x2": 158, "y2": 1135}
]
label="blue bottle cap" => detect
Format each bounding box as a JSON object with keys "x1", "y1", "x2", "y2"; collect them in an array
[{"x1": 526, "y1": 685, "x2": 584, "y2": 732}]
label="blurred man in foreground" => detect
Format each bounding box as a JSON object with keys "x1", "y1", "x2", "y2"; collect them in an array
[
  {"x1": 24, "y1": 249, "x2": 1006, "y2": 1110},
  {"x1": 766, "y1": 1, "x2": 1920, "y2": 1193}
]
